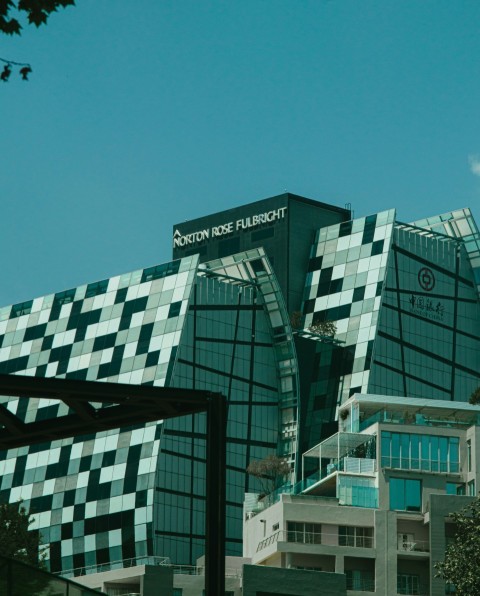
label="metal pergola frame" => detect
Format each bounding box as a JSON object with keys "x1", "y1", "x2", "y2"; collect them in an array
[
  {"x1": 302, "y1": 432, "x2": 375, "y2": 480},
  {"x1": 0, "y1": 373, "x2": 226, "y2": 596}
]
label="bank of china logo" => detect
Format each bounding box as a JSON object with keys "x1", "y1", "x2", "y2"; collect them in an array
[{"x1": 418, "y1": 267, "x2": 435, "y2": 292}]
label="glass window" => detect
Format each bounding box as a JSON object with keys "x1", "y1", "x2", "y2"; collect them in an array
[
  {"x1": 339, "y1": 526, "x2": 373, "y2": 548},
  {"x1": 450, "y1": 437, "x2": 459, "y2": 473},
  {"x1": 421, "y1": 436, "x2": 430, "y2": 471},
  {"x1": 339, "y1": 526, "x2": 355, "y2": 547},
  {"x1": 390, "y1": 478, "x2": 421, "y2": 512},
  {"x1": 346, "y1": 570, "x2": 375, "y2": 592},
  {"x1": 401, "y1": 434, "x2": 410, "y2": 469},
  {"x1": 430, "y1": 436, "x2": 439, "y2": 472},
  {"x1": 468, "y1": 480, "x2": 475, "y2": 496},
  {"x1": 467, "y1": 439, "x2": 472, "y2": 472},
  {"x1": 287, "y1": 521, "x2": 321, "y2": 544},
  {"x1": 85, "y1": 280, "x2": 108, "y2": 298},
  {"x1": 392, "y1": 433, "x2": 400, "y2": 468},
  {"x1": 439, "y1": 437, "x2": 448, "y2": 473},
  {"x1": 397, "y1": 574, "x2": 420, "y2": 595},
  {"x1": 446, "y1": 482, "x2": 465, "y2": 496},
  {"x1": 304, "y1": 523, "x2": 322, "y2": 544},
  {"x1": 382, "y1": 432, "x2": 459, "y2": 474},
  {"x1": 411, "y1": 434, "x2": 420, "y2": 470},
  {"x1": 381, "y1": 431, "x2": 391, "y2": 468},
  {"x1": 11, "y1": 300, "x2": 33, "y2": 317}
]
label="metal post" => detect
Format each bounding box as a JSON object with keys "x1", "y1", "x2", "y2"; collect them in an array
[{"x1": 205, "y1": 392, "x2": 226, "y2": 595}]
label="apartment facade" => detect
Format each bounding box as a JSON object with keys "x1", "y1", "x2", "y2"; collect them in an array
[{"x1": 244, "y1": 394, "x2": 480, "y2": 595}]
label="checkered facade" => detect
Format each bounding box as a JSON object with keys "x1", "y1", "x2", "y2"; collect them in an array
[
  {"x1": 0, "y1": 256, "x2": 198, "y2": 571},
  {"x1": 0, "y1": 249, "x2": 299, "y2": 571},
  {"x1": 302, "y1": 210, "x2": 395, "y2": 400},
  {"x1": 0, "y1": 194, "x2": 479, "y2": 574},
  {"x1": 301, "y1": 209, "x2": 480, "y2": 423},
  {"x1": 412, "y1": 207, "x2": 480, "y2": 298}
]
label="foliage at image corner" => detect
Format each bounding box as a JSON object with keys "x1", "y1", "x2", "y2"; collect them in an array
[
  {"x1": 0, "y1": 0, "x2": 76, "y2": 82},
  {"x1": 434, "y1": 496, "x2": 480, "y2": 596},
  {"x1": 0, "y1": 500, "x2": 45, "y2": 567},
  {"x1": 0, "y1": 0, "x2": 75, "y2": 34}
]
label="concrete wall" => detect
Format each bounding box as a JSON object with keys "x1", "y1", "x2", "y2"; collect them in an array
[
  {"x1": 73, "y1": 565, "x2": 173, "y2": 596},
  {"x1": 242, "y1": 564, "x2": 346, "y2": 596},
  {"x1": 429, "y1": 493, "x2": 474, "y2": 596}
]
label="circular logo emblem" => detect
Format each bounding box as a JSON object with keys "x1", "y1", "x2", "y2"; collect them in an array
[{"x1": 418, "y1": 267, "x2": 435, "y2": 292}]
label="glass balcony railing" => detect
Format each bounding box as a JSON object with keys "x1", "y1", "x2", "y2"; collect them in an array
[
  {"x1": 358, "y1": 409, "x2": 478, "y2": 432},
  {"x1": 248, "y1": 460, "x2": 378, "y2": 517}
]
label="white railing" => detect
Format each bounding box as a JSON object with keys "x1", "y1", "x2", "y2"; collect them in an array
[
  {"x1": 257, "y1": 530, "x2": 375, "y2": 552},
  {"x1": 397, "y1": 539, "x2": 430, "y2": 553},
  {"x1": 59, "y1": 556, "x2": 171, "y2": 578},
  {"x1": 343, "y1": 456, "x2": 376, "y2": 474},
  {"x1": 170, "y1": 565, "x2": 243, "y2": 578}
]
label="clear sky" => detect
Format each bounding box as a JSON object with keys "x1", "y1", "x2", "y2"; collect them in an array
[{"x1": 1, "y1": 1, "x2": 479, "y2": 306}]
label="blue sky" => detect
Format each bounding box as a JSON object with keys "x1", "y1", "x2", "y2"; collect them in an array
[{"x1": 1, "y1": 1, "x2": 479, "y2": 306}]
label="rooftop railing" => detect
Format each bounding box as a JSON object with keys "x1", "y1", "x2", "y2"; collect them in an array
[
  {"x1": 58, "y1": 557, "x2": 243, "y2": 580},
  {"x1": 59, "y1": 556, "x2": 171, "y2": 578},
  {"x1": 358, "y1": 409, "x2": 478, "y2": 433}
]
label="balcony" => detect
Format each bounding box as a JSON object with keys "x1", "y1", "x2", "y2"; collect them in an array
[
  {"x1": 397, "y1": 540, "x2": 430, "y2": 554},
  {"x1": 346, "y1": 577, "x2": 375, "y2": 592},
  {"x1": 256, "y1": 529, "x2": 375, "y2": 553},
  {"x1": 302, "y1": 432, "x2": 376, "y2": 478}
]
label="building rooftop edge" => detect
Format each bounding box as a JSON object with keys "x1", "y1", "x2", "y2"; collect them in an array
[
  {"x1": 343, "y1": 392, "x2": 480, "y2": 413},
  {"x1": 173, "y1": 192, "x2": 351, "y2": 228}
]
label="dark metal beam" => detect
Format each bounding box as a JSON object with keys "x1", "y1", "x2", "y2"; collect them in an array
[
  {"x1": 0, "y1": 403, "x2": 25, "y2": 435},
  {"x1": 0, "y1": 374, "x2": 215, "y2": 449},
  {"x1": 205, "y1": 392, "x2": 227, "y2": 596},
  {"x1": 0, "y1": 374, "x2": 227, "y2": 596}
]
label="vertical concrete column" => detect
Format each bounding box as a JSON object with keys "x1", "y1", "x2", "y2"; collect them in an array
[
  {"x1": 428, "y1": 494, "x2": 472, "y2": 596},
  {"x1": 335, "y1": 554, "x2": 344, "y2": 574},
  {"x1": 374, "y1": 509, "x2": 397, "y2": 596}
]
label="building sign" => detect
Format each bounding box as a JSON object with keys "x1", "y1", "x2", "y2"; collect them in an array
[
  {"x1": 409, "y1": 295, "x2": 445, "y2": 321},
  {"x1": 173, "y1": 207, "x2": 287, "y2": 248},
  {"x1": 408, "y1": 267, "x2": 444, "y2": 321},
  {"x1": 418, "y1": 267, "x2": 435, "y2": 292}
]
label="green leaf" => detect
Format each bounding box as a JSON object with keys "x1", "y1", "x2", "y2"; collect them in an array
[
  {"x1": 0, "y1": 1, "x2": 15, "y2": 18},
  {"x1": 27, "y1": 9, "x2": 48, "y2": 27},
  {"x1": 0, "y1": 15, "x2": 21, "y2": 34}
]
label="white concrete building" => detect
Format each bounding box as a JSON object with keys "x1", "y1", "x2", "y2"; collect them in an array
[{"x1": 243, "y1": 394, "x2": 480, "y2": 596}]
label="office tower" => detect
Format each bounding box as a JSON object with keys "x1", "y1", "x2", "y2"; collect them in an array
[
  {"x1": 0, "y1": 249, "x2": 298, "y2": 569},
  {"x1": 0, "y1": 193, "x2": 479, "y2": 573}
]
